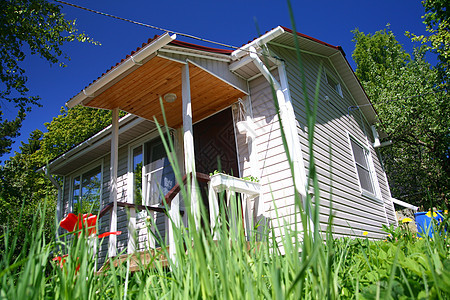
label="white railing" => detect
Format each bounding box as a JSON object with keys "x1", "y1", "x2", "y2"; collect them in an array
[{"x1": 208, "y1": 173, "x2": 261, "y2": 240}]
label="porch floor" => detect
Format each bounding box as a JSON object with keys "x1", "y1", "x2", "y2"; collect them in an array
[
  {"x1": 97, "y1": 241, "x2": 262, "y2": 273},
  {"x1": 98, "y1": 247, "x2": 169, "y2": 273}
]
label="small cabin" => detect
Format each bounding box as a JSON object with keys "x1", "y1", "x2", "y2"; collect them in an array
[{"x1": 44, "y1": 27, "x2": 397, "y2": 266}]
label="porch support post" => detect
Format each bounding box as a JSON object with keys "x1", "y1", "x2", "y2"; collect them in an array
[
  {"x1": 109, "y1": 108, "x2": 119, "y2": 257},
  {"x1": 182, "y1": 63, "x2": 200, "y2": 229}
]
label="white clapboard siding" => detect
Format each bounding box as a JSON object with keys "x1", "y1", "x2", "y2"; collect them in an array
[
  {"x1": 244, "y1": 72, "x2": 297, "y2": 240},
  {"x1": 269, "y1": 44, "x2": 395, "y2": 238}
]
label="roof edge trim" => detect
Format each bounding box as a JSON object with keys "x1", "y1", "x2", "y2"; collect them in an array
[
  {"x1": 66, "y1": 33, "x2": 177, "y2": 109},
  {"x1": 231, "y1": 26, "x2": 285, "y2": 60}
]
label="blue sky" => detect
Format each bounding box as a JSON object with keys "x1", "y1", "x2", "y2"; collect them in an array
[{"x1": 3, "y1": 0, "x2": 429, "y2": 161}]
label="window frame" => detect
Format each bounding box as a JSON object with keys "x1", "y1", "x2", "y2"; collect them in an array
[
  {"x1": 127, "y1": 130, "x2": 175, "y2": 207},
  {"x1": 325, "y1": 69, "x2": 343, "y2": 98},
  {"x1": 347, "y1": 134, "x2": 382, "y2": 202},
  {"x1": 69, "y1": 160, "x2": 104, "y2": 215}
]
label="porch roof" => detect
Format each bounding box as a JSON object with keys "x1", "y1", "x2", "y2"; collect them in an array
[{"x1": 66, "y1": 33, "x2": 247, "y2": 128}]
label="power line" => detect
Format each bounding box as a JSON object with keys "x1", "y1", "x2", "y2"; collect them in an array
[{"x1": 53, "y1": 0, "x2": 240, "y2": 50}]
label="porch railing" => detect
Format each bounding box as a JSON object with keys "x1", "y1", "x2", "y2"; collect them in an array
[
  {"x1": 208, "y1": 173, "x2": 261, "y2": 240},
  {"x1": 98, "y1": 172, "x2": 261, "y2": 264}
]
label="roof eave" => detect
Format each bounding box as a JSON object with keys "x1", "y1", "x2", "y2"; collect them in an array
[{"x1": 66, "y1": 33, "x2": 177, "y2": 109}]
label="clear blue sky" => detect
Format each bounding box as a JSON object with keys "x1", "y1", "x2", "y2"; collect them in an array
[{"x1": 3, "y1": 0, "x2": 429, "y2": 161}]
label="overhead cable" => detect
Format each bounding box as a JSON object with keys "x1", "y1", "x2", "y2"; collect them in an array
[{"x1": 53, "y1": 0, "x2": 239, "y2": 50}]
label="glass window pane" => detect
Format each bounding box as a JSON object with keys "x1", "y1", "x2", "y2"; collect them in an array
[
  {"x1": 150, "y1": 141, "x2": 166, "y2": 163},
  {"x1": 350, "y1": 139, "x2": 368, "y2": 168},
  {"x1": 80, "y1": 166, "x2": 102, "y2": 214},
  {"x1": 356, "y1": 165, "x2": 374, "y2": 194},
  {"x1": 72, "y1": 176, "x2": 81, "y2": 214},
  {"x1": 143, "y1": 139, "x2": 175, "y2": 205},
  {"x1": 133, "y1": 146, "x2": 143, "y2": 206}
]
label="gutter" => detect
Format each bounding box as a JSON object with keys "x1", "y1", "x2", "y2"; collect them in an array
[
  {"x1": 66, "y1": 33, "x2": 177, "y2": 109},
  {"x1": 247, "y1": 45, "x2": 315, "y2": 236},
  {"x1": 371, "y1": 125, "x2": 392, "y2": 148},
  {"x1": 231, "y1": 26, "x2": 285, "y2": 60},
  {"x1": 247, "y1": 46, "x2": 307, "y2": 199},
  {"x1": 391, "y1": 197, "x2": 419, "y2": 212}
]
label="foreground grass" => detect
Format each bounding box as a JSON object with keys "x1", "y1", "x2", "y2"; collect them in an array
[
  {"x1": 2, "y1": 3, "x2": 449, "y2": 298},
  {"x1": 0, "y1": 205, "x2": 449, "y2": 299}
]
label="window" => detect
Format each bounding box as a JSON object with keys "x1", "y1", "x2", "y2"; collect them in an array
[
  {"x1": 130, "y1": 136, "x2": 175, "y2": 207},
  {"x1": 132, "y1": 146, "x2": 143, "y2": 206},
  {"x1": 72, "y1": 165, "x2": 102, "y2": 214},
  {"x1": 143, "y1": 139, "x2": 175, "y2": 205},
  {"x1": 349, "y1": 137, "x2": 376, "y2": 196},
  {"x1": 326, "y1": 71, "x2": 343, "y2": 97}
]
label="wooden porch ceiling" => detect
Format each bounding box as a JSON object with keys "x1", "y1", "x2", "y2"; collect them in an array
[{"x1": 83, "y1": 56, "x2": 246, "y2": 128}]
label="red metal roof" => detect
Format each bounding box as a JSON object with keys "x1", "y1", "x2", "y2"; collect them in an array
[
  {"x1": 280, "y1": 26, "x2": 341, "y2": 51},
  {"x1": 169, "y1": 39, "x2": 233, "y2": 54},
  {"x1": 89, "y1": 27, "x2": 343, "y2": 88}
]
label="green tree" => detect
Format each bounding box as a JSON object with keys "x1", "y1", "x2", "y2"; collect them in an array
[
  {"x1": 407, "y1": 0, "x2": 449, "y2": 90},
  {"x1": 0, "y1": 106, "x2": 114, "y2": 259},
  {"x1": 0, "y1": 0, "x2": 94, "y2": 160},
  {"x1": 352, "y1": 28, "x2": 449, "y2": 208}
]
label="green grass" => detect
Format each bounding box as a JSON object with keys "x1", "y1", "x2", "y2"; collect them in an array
[
  {"x1": 1, "y1": 2, "x2": 449, "y2": 298},
  {"x1": 1, "y1": 197, "x2": 449, "y2": 299}
]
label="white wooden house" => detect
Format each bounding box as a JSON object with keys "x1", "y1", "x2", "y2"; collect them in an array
[{"x1": 44, "y1": 27, "x2": 398, "y2": 265}]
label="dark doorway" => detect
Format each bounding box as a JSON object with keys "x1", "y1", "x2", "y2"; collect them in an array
[
  {"x1": 193, "y1": 108, "x2": 239, "y2": 176},
  {"x1": 193, "y1": 108, "x2": 239, "y2": 229}
]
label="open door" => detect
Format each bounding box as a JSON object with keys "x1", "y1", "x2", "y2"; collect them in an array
[
  {"x1": 193, "y1": 108, "x2": 239, "y2": 176},
  {"x1": 193, "y1": 108, "x2": 240, "y2": 229}
]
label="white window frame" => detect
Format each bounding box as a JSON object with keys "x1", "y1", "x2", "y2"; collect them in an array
[
  {"x1": 325, "y1": 70, "x2": 343, "y2": 97},
  {"x1": 127, "y1": 130, "x2": 175, "y2": 247},
  {"x1": 69, "y1": 160, "x2": 104, "y2": 215},
  {"x1": 127, "y1": 129, "x2": 175, "y2": 207},
  {"x1": 347, "y1": 134, "x2": 382, "y2": 202}
]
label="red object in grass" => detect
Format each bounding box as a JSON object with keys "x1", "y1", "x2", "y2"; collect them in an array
[
  {"x1": 59, "y1": 213, "x2": 97, "y2": 236},
  {"x1": 52, "y1": 254, "x2": 68, "y2": 268},
  {"x1": 52, "y1": 254, "x2": 80, "y2": 273},
  {"x1": 59, "y1": 213, "x2": 79, "y2": 232},
  {"x1": 59, "y1": 213, "x2": 122, "y2": 238},
  {"x1": 98, "y1": 231, "x2": 122, "y2": 238},
  {"x1": 54, "y1": 214, "x2": 122, "y2": 274}
]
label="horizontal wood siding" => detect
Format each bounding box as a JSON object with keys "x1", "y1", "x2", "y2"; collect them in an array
[
  {"x1": 270, "y1": 44, "x2": 395, "y2": 239},
  {"x1": 245, "y1": 73, "x2": 297, "y2": 238}
]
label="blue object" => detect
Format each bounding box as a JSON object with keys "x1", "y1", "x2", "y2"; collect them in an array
[{"x1": 415, "y1": 210, "x2": 444, "y2": 238}]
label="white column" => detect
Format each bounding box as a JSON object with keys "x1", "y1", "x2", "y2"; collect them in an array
[
  {"x1": 109, "y1": 108, "x2": 119, "y2": 257},
  {"x1": 277, "y1": 62, "x2": 307, "y2": 200},
  {"x1": 182, "y1": 63, "x2": 200, "y2": 229},
  {"x1": 168, "y1": 194, "x2": 181, "y2": 264},
  {"x1": 126, "y1": 149, "x2": 136, "y2": 254}
]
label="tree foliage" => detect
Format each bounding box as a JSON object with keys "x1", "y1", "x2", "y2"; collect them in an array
[
  {"x1": 407, "y1": 0, "x2": 449, "y2": 89},
  {"x1": 352, "y1": 27, "x2": 449, "y2": 208},
  {"x1": 0, "y1": 106, "x2": 113, "y2": 259},
  {"x1": 0, "y1": 0, "x2": 94, "y2": 160}
]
